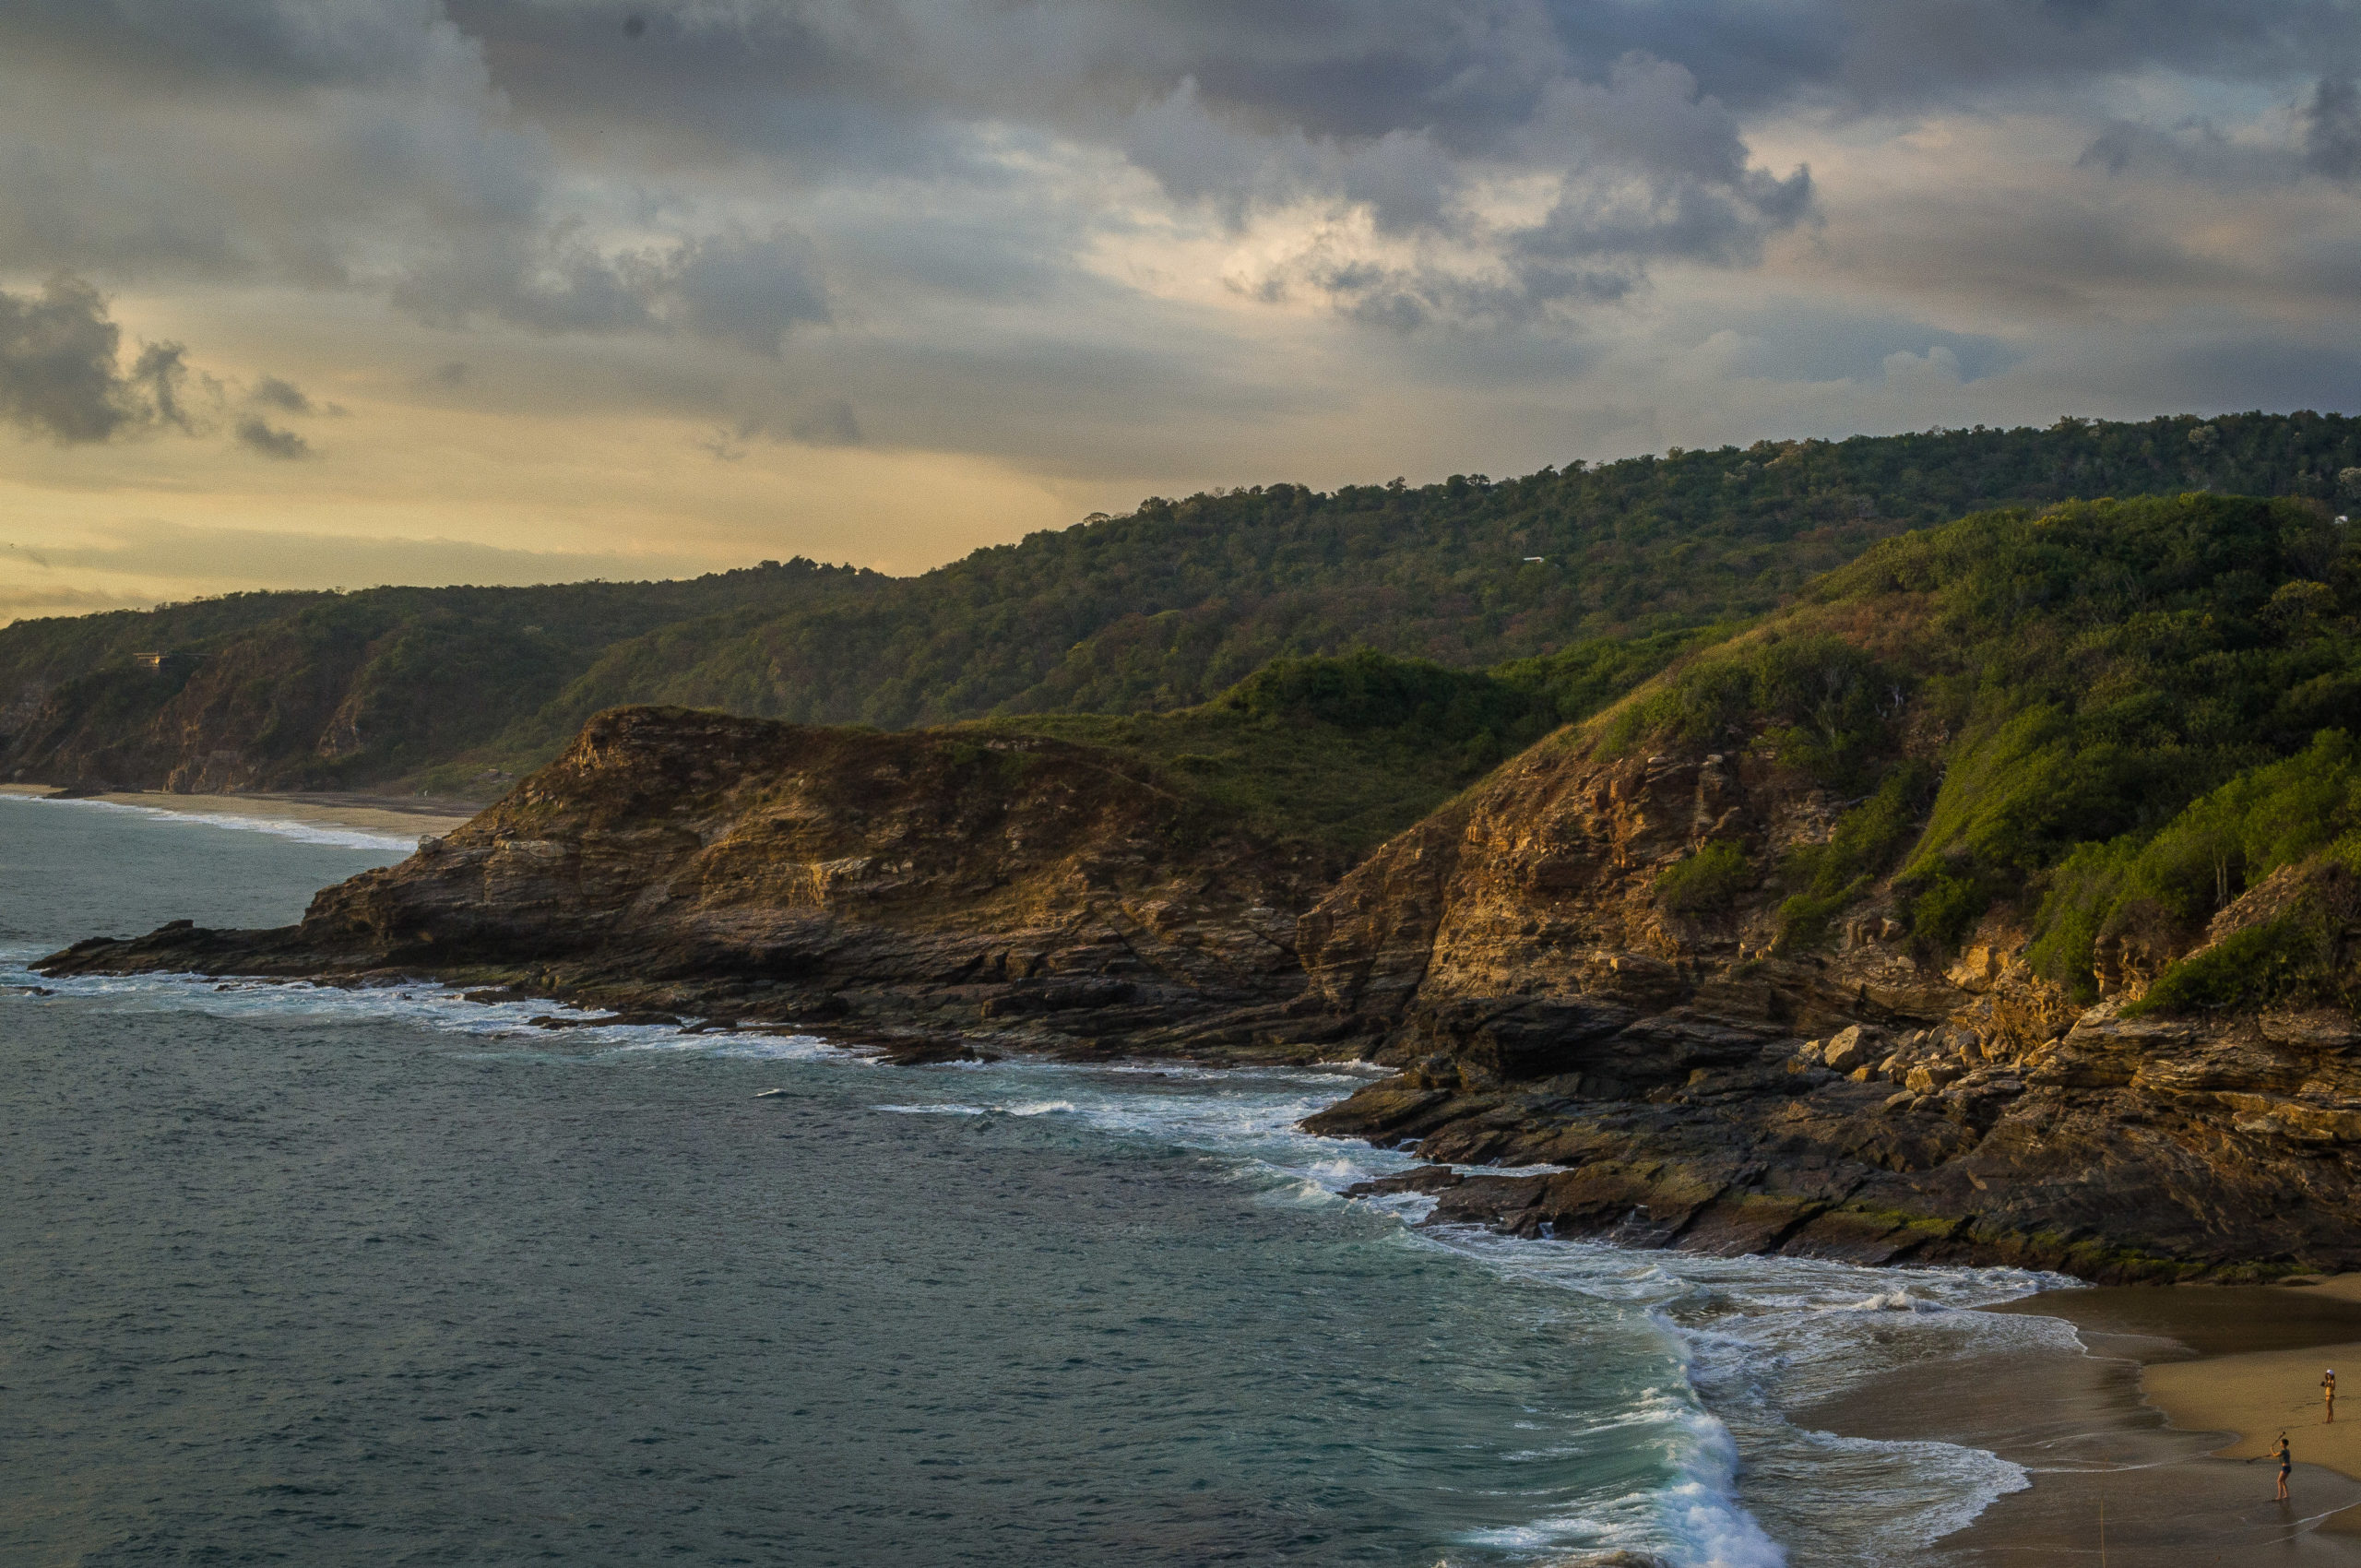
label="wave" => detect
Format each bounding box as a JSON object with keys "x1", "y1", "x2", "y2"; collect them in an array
[
  {"x1": 1426, "y1": 1228, "x2": 2070, "y2": 1564},
  {"x1": 6, "y1": 964, "x2": 844, "y2": 1061},
  {"x1": 848, "y1": 1069, "x2": 2058, "y2": 1564},
  {"x1": 0, "y1": 791, "x2": 421, "y2": 850},
  {"x1": 4, "y1": 957, "x2": 2062, "y2": 1567}
]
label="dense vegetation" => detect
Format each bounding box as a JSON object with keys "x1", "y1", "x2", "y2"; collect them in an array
[
  {"x1": 6, "y1": 411, "x2": 2358, "y2": 796},
  {"x1": 991, "y1": 632, "x2": 1718, "y2": 857},
  {"x1": 1, "y1": 562, "x2": 875, "y2": 792},
  {"x1": 1608, "y1": 490, "x2": 2361, "y2": 1007}
]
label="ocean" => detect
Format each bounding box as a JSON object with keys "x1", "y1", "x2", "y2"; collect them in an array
[{"x1": 0, "y1": 794, "x2": 2080, "y2": 1566}]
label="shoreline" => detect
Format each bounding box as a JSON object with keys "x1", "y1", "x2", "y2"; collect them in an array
[
  {"x1": 1793, "y1": 1279, "x2": 2361, "y2": 1563},
  {"x1": 0, "y1": 784, "x2": 481, "y2": 843}
]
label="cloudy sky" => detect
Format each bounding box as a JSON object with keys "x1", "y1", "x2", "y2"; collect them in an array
[{"x1": 2, "y1": 1, "x2": 2358, "y2": 621}]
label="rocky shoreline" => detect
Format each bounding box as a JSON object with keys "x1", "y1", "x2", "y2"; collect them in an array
[{"x1": 42, "y1": 703, "x2": 2361, "y2": 1283}]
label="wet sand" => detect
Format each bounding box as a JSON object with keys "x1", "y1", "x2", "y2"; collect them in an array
[
  {"x1": 1800, "y1": 1280, "x2": 2361, "y2": 1564},
  {"x1": 0, "y1": 784, "x2": 480, "y2": 841}
]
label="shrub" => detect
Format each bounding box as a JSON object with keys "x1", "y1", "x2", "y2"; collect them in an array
[
  {"x1": 2123, "y1": 913, "x2": 2328, "y2": 1016},
  {"x1": 1911, "y1": 871, "x2": 1989, "y2": 950},
  {"x1": 2028, "y1": 731, "x2": 2361, "y2": 997},
  {"x1": 1656, "y1": 840, "x2": 1753, "y2": 911},
  {"x1": 1607, "y1": 632, "x2": 1897, "y2": 785},
  {"x1": 1773, "y1": 761, "x2": 1936, "y2": 950}
]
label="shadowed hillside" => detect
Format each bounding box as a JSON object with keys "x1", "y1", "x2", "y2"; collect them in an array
[
  {"x1": 58, "y1": 493, "x2": 2361, "y2": 1282},
  {"x1": 6, "y1": 411, "x2": 2358, "y2": 795}
]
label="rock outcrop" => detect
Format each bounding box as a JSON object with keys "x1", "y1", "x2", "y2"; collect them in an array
[
  {"x1": 1298, "y1": 730, "x2": 2361, "y2": 1281},
  {"x1": 37, "y1": 707, "x2": 1351, "y2": 1063},
  {"x1": 42, "y1": 701, "x2": 2361, "y2": 1280}
]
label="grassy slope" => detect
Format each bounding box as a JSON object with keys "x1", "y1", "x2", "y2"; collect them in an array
[
  {"x1": 986, "y1": 632, "x2": 1720, "y2": 861},
  {"x1": 1598, "y1": 492, "x2": 2361, "y2": 1008}
]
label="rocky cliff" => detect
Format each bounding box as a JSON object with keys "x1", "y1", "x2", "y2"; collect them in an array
[
  {"x1": 38, "y1": 707, "x2": 1349, "y2": 1063},
  {"x1": 1295, "y1": 728, "x2": 2361, "y2": 1281},
  {"x1": 43, "y1": 698, "x2": 2361, "y2": 1280},
  {"x1": 42, "y1": 493, "x2": 2361, "y2": 1280}
]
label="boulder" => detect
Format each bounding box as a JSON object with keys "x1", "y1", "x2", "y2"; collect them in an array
[
  {"x1": 1904, "y1": 1060, "x2": 1964, "y2": 1095},
  {"x1": 1821, "y1": 1024, "x2": 1881, "y2": 1073}
]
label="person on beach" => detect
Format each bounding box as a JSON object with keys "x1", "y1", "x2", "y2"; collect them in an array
[
  {"x1": 2277, "y1": 1432, "x2": 2294, "y2": 1501},
  {"x1": 2325, "y1": 1368, "x2": 2338, "y2": 1423}
]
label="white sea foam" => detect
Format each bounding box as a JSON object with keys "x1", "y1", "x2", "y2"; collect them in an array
[
  {"x1": 846, "y1": 1059, "x2": 2053, "y2": 1562},
  {"x1": 6, "y1": 964, "x2": 846, "y2": 1061},
  {"x1": 1418, "y1": 1226, "x2": 2070, "y2": 1564},
  {"x1": 0, "y1": 791, "x2": 421, "y2": 850},
  {"x1": 5, "y1": 950, "x2": 2062, "y2": 1567}
]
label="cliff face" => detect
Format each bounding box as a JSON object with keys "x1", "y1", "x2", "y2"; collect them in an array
[
  {"x1": 40, "y1": 695, "x2": 2361, "y2": 1279},
  {"x1": 40, "y1": 707, "x2": 1347, "y2": 1062},
  {"x1": 1296, "y1": 731, "x2": 2361, "y2": 1281}
]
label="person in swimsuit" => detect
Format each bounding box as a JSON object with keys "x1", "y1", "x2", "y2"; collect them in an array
[
  {"x1": 2325, "y1": 1369, "x2": 2338, "y2": 1423},
  {"x1": 2277, "y1": 1432, "x2": 2293, "y2": 1501}
]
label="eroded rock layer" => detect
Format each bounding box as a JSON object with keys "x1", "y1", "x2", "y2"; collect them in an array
[
  {"x1": 42, "y1": 703, "x2": 2361, "y2": 1279},
  {"x1": 38, "y1": 707, "x2": 1348, "y2": 1063},
  {"x1": 1298, "y1": 732, "x2": 2361, "y2": 1281}
]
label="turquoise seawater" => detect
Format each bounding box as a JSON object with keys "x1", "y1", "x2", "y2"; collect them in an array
[{"x1": 0, "y1": 796, "x2": 2074, "y2": 1566}]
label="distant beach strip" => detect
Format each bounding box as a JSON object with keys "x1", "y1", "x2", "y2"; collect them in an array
[{"x1": 0, "y1": 785, "x2": 471, "y2": 851}]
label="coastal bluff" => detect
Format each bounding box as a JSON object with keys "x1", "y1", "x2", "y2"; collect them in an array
[
  {"x1": 1297, "y1": 727, "x2": 2361, "y2": 1283},
  {"x1": 38, "y1": 707, "x2": 1349, "y2": 1065},
  {"x1": 39, "y1": 698, "x2": 2361, "y2": 1283}
]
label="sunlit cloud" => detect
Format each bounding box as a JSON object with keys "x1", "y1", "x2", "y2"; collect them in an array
[{"x1": 1, "y1": 1, "x2": 2358, "y2": 624}]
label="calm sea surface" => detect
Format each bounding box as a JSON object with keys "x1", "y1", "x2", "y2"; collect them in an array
[{"x1": 0, "y1": 796, "x2": 2073, "y2": 1566}]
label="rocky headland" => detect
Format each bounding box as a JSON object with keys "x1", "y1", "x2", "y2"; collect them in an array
[
  {"x1": 36, "y1": 695, "x2": 2361, "y2": 1283},
  {"x1": 43, "y1": 494, "x2": 2361, "y2": 1282},
  {"x1": 38, "y1": 707, "x2": 1350, "y2": 1065},
  {"x1": 1296, "y1": 730, "x2": 2361, "y2": 1282}
]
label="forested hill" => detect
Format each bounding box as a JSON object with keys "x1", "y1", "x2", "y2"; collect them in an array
[{"x1": 6, "y1": 410, "x2": 2359, "y2": 796}]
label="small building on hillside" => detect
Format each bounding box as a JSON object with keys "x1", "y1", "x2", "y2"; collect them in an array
[{"x1": 132, "y1": 651, "x2": 206, "y2": 674}]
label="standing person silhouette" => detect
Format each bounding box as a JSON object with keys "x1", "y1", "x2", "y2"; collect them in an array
[
  {"x1": 2325, "y1": 1369, "x2": 2338, "y2": 1423},
  {"x1": 2277, "y1": 1432, "x2": 2294, "y2": 1502}
]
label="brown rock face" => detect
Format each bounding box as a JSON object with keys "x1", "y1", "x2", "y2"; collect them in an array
[
  {"x1": 42, "y1": 702, "x2": 2361, "y2": 1280},
  {"x1": 1301, "y1": 731, "x2": 2361, "y2": 1281},
  {"x1": 37, "y1": 707, "x2": 1348, "y2": 1063}
]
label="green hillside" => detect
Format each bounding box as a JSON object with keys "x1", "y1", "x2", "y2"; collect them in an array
[
  {"x1": 5, "y1": 410, "x2": 2358, "y2": 796},
  {"x1": 0, "y1": 561, "x2": 875, "y2": 794},
  {"x1": 1603, "y1": 491, "x2": 2361, "y2": 1007},
  {"x1": 985, "y1": 628, "x2": 1720, "y2": 860}
]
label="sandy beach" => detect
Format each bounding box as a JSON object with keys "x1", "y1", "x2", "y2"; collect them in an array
[
  {"x1": 1792, "y1": 1278, "x2": 2361, "y2": 1564},
  {"x1": 0, "y1": 784, "x2": 480, "y2": 842}
]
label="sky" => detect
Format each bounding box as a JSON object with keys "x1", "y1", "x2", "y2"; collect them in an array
[{"x1": 3, "y1": 1, "x2": 2360, "y2": 623}]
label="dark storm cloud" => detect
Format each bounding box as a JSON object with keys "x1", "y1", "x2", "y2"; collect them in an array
[
  {"x1": 391, "y1": 225, "x2": 830, "y2": 349},
  {"x1": 0, "y1": 274, "x2": 332, "y2": 454},
  {"x1": 18, "y1": 0, "x2": 2342, "y2": 350},
  {"x1": 2306, "y1": 77, "x2": 2361, "y2": 180},
  {"x1": 669, "y1": 229, "x2": 831, "y2": 355},
  {"x1": 249, "y1": 374, "x2": 313, "y2": 413},
  {"x1": 0, "y1": 274, "x2": 184, "y2": 443},
  {"x1": 4, "y1": 0, "x2": 459, "y2": 91},
  {"x1": 4, "y1": 0, "x2": 2360, "y2": 492},
  {"x1": 788, "y1": 398, "x2": 860, "y2": 446},
  {"x1": 233, "y1": 414, "x2": 312, "y2": 458},
  {"x1": 441, "y1": 1, "x2": 2361, "y2": 151}
]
